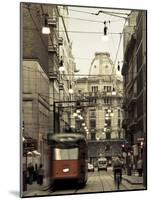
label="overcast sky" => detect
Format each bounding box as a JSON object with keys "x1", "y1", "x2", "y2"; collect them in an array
[{"x1": 67, "y1": 6, "x2": 131, "y2": 76}]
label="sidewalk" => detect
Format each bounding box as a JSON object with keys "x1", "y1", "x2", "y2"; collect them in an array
[
  {"x1": 122, "y1": 174, "x2": 143, "y2": 185},
  {"x1": 23, "y1": 178, "x2": 50, "y2": 197}
]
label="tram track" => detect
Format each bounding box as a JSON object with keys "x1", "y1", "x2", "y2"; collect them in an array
[
  {"x1": 98, "y1": 171, "x2": 105, "y2": 191},
  {"x1": 48, "y1": 170, "x2": 129, "y2": 195},
  {"x1": 107, "y1": 173, "x2": 129, "y2": 191},
  {"x1": 73, "y1": 172, "x2": 95, "y2": 194}
]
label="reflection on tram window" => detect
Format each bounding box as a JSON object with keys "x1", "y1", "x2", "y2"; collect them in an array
[{"x1": 54, "y1": 148, "x2": 78, "y2": 160}]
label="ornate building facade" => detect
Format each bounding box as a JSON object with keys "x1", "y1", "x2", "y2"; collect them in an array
[
  {"x1": 122, "y1": 11, "x2": 147, "y2": 185},
  {"x1": 75, "y1": 52, "x2": 124, "y2": 164}
]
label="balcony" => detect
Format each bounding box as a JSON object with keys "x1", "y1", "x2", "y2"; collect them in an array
[
  {"x1": 59, "y1": 83, "x2": 64, "y2": 90},
  {"x1": 58, "y1": 37, "x2": 63, "y2": 45},
  {"x1": 48, "y1": 72, "x2": 58, "y2": 80},
  {"x1": 48, "y1": 44, "x2": 57, "y2": 53},
  {"x1": 48, "y1": 18, "x2": 57, "y2": 27}
]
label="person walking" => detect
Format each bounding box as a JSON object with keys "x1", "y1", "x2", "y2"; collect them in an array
[
  {"x1": 113, "y1": 155, "x2": 123, "y2": 183},
  {"x1": 27, "y1": 163, "x2": 34, "y2": 185},
  {"x1": 137, "y1": 158, "x2": 143, "y2": 177},
  {"x1": 37, "y1": 164, "x2": 44, "y2": 185}
]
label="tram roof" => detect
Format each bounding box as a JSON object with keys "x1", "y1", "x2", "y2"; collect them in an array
[{"x1": 49, "y1": 133, "x2": 86, "y2": 142}]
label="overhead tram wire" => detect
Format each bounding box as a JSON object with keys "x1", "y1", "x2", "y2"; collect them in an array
[
  {"x1": 68, "y1": 8, "x2": 130, "y2": 17},
  {"x1": 24, "y1": 5, "x2": 125, "y2": 24},
  {"x1": 23, "y1": 65, "x2": 125, "y2": 77},
  {"x1": 24, "y1": 5, "x2": 130, "y2": 36},
  {"x1": 112, "y1": 18, "x2": 130, "y2": 74},
  {"x1": 91, "y1": 10, "x2": 130, "y2": 19},
  {"x1": 24, "y1": 67, "x2": 123, "y2": 79},
  {"x1": 108, "y1": 22, "x2": 116, "y2": 55},
  {"x1": 58, "y1": 30, "x2": 122, "y2": 35},
  {"x1": 60, "y1": 15, "x2": 125, "y2": 23}
]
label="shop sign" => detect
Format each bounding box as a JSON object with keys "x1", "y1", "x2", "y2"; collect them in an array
[{"x1": 137, "y1": 137, "x2": 144, "y2": 142}]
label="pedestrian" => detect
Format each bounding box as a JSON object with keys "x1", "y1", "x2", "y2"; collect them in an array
[
  {"x1": 27, "y1": 163, "x2": 34, "y2": 185},
  {"x1": 113, "y1": 155, "x2": 123, "y2": 183},
  {"x1": 33, "y1": 163, "x2": 38, "y2": 182},
  {"x1": 137, "y1": 158, "x2": 143, "y2": 177},
  {"x1": 37, "y1": 164, "x2": 44, "y2": 185}
]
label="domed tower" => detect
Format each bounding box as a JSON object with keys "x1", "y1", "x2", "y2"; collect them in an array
[
  {"x1": 89, "y1": 52, "x2": 115, "y2": 77},
  {"x1": 81, "y1": 52, "x2": 124, "y2": 163}
]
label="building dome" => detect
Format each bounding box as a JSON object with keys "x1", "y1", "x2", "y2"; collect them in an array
[{"x1": 89, "y1": 52, "x2": 114, "y2": 77}]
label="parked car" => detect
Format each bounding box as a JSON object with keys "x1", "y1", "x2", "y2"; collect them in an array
[
  {"x1": 88, "y1": 163, "x2": 94, "y2": 172},
  {"x1": 97, "y1": 157, "x2": 107, "y2": 171}
]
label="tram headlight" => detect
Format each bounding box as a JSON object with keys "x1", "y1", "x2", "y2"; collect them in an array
[{"x1": 63, "y1": 168, "x2": 70, "y2": 173}]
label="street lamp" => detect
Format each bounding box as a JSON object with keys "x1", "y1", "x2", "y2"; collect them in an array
[
  {"x1": 105, "y1": 113, "x2": 109, "y2": 117},
  {"x1": 112, "y1": 87, "x2": 116, "y2": 96},
  {"x1": 78, "y1": 115, "x2": 83, "y2": 120},
  {"x1": 110, "y1": 112, "x2": 114, "y2": 117},
  {"x1": 59, "y1": 66, "x2": 65, "y2": 72},
  {"x1": 42, "y1": 14, "x2": 50, "y2": 34},
  {"x1": 101, "y1": 21, "x2": 109, "y2": 41},
  {"x1": 108, "y1": 108, "x2": 111, "y2": 113},
  {"x1": 76, "y1": 109, "x2": 81, "y2": 114},
  {"x1": 73, "y1": 112, "x2": 78, "y2": 117},
  {"x1": 69, "y1": 84, "x2": 74, "y2": 94}
]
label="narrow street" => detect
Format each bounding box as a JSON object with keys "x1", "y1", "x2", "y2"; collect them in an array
[
  {"x1": 50, "y1": 168, "x2": 144, "y2": 195},
  {"x1": 24, "y1": 167, "x2": 144, "y2": 197},
  {"x1": 21, "y1": 3, "x2": 147, "y2": 197}
]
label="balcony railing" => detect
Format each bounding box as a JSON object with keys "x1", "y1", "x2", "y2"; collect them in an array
[
  {"x1": 58, "y1": 37, "x2": 63, "y2": 45},
  {"x1": 48, "y1": 44, "x2": 57, "y2": 53},
  {"x1": 59, "y1": 83, "x2": 64, "y2": 90},
  {"x1": 48, "y1": 71, "x2": 58, "y2": 80},
  {"x1": 48, "y1": 18, "x2": 57, "y2": 27}
]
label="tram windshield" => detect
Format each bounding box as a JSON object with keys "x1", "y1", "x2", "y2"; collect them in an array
[{"x1": 53, "y1": 148, "x2": 79, "y2": 160}]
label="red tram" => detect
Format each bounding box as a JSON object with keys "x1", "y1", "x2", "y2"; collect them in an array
[{"x1": 49, "y1": 133, "x2": 88, "y2": 187}]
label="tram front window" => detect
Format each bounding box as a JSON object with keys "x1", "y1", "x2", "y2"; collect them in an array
[{"x1": 54, "y1": 148, "x2": 78, "y2": 160}]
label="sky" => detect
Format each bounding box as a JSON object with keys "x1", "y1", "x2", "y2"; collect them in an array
[{"x1": 67, "y1": 6, "x2": 131, "y2": 75}]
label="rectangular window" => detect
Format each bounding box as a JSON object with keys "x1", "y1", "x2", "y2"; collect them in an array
[
  {"x1": 53, "y1": 148, "x2": 78, "y2": 160},
  {"x1": 92, "y1": 86, "x2": 98, "y2": 92},
  {"x1": 90, "y1": 120, "x2": 96, "y2": 128},
  {"x1": 104, "y1": 86, "x2": 111, "y2": 92},
  {"x1": 118, "y1": 109, "x2": 120, "y2": 117},
  {"x1": 107, "y1": 86, "x2": 111, "y2": 92},
  {"x1": 118, "y1": 119, "x2": 121, "y2": 128},
  {"x1": 104, "y1": 98, "x2": 112, "y2": 104}
]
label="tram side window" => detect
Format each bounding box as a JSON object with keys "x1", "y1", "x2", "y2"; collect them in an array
[{"x1": 53, "y1": 148, "x2": 78, "y2": 160}]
